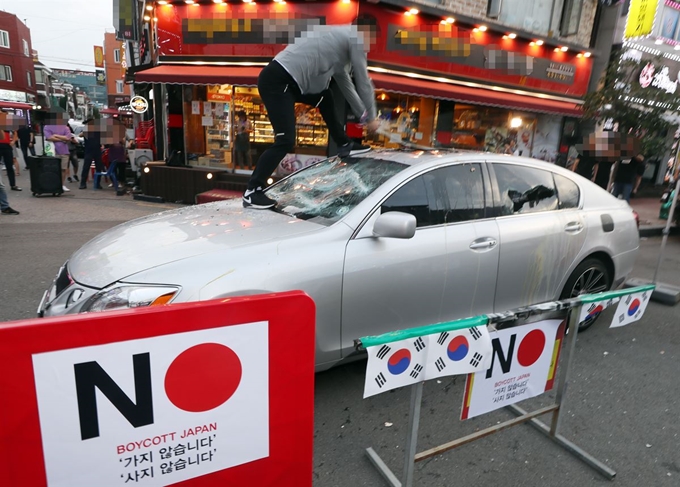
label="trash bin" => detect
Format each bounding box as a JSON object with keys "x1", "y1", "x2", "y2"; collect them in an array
[{"x1": 26, "y1": 156, "x2": 63, "y2": 197}]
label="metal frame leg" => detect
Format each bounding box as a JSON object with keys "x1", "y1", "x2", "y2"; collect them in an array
[
  {"x1": 506, "y1": 306, "x2": 616, "y2": 480},
  {"x1": 365, "y1": 382, "x2": 424, "y2": 487}
]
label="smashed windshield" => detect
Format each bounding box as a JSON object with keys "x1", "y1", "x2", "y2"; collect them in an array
[{"x1": 266, "y1": 157, "x2": 407, "y2": 225}]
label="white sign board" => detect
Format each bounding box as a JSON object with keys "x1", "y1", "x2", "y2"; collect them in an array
[
  {"x1": 461, "y1": 319, "x2": 564, "y2": 420},
  {"x1": 32, "y1": 322, "x2": 269, "y2": 487}
]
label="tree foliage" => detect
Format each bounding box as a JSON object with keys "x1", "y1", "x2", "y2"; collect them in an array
[{"x1": 582, "y1": 51, "x2": 678, "y2": 159}]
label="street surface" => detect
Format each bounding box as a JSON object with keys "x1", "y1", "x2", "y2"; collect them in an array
[{"x1": 1, "y1": 170, "x2": 679, "y2": 486}]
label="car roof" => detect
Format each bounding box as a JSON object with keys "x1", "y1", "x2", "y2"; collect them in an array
[{"x1": 357, "y1": 148, "x2": 565, "y2": 172}]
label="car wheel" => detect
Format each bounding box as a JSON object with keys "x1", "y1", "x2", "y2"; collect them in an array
[{"x1": 560, "y1": 258, "x2": 612, "y2": 332}]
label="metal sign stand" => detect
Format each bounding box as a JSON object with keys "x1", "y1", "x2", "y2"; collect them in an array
[{"x1": 364, "y1": 304, "x2": 616, "y2": 487}]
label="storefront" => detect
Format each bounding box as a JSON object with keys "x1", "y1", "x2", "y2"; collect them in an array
[{"x1": 135, "y1": 0, "x2": 592, "y2": 179}]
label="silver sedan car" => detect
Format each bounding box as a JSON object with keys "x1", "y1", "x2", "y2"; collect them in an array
[{"x1": 39, "y1": 150, "x2": 639, "y2": 370}]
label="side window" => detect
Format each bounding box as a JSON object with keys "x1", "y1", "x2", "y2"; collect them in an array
[
  {"x1": 382, "y1": 175, "x2": 445, "y2": 228},
  {"x1": 494, "y1": 164, "x2": 558, "y2": 215},
  {"x1": 437, "y1": 163, "x2": 485, "y2": 223},
  {"x1": 554, "y1": 173, "x2": 580, "y2": 209}
]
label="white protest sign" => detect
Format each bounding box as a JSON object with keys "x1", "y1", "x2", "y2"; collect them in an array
[
  {"x1": 461, "y1": 319, "x2": 564, "y2": 420},
  {"x1": 32, "y1": 322, "x2": 269, "y2": 487}
]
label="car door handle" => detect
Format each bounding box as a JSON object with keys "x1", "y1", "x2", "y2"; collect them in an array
[
  {"x1": 469, "y1": 238, "x2": 497, "y2": 251},
  {"x1": 564, "y1": 222, "x2": 584, "y2": 233}
]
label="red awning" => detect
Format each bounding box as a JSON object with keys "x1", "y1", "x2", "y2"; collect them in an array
[
  {"x1": 134, "y1": 65, "x2": 261, "y2": 86},
  {"x1": 0, "y1": 101, "x2": 33, "y2": 110},
  {"x1": 370, "y1": 72, "x2": 583, "y2": 117}
]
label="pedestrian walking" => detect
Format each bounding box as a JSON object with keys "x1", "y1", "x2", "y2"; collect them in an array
[
  {"x1": 66, "y1": 122, "x2": 80, "y2": 184},
  {"x1": 43, "y1": 111, "x2": 74, "y2": 192},
  {"x1": 233, "y1": 110, "x2": 252, "y2": 171},
  {"x1": 102, "y1": 136, "x2": 127, "y2": 196},
  {"x1": 0, "y1": 167, "x2": 19, "y2": 215},
  {"x1": 17, "y1": 124, "x2": 35, "y2": 168},
  {"x1": 0, "y1": 127, "x2": 21, "y2": 191},
  {"x1": 79, "y1": 119, "x2": 105, "y2": 189},
  {"x1": 612, "y1": 154, "x2": 645, "y2": 203},
  {"x1": 242, "y1": 16, "x2": 381, "y2": 209}
]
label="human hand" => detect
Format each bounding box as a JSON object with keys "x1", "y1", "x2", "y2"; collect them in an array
[{"x1": 365, "y1": 119, "x2": 380, "y2": 134}]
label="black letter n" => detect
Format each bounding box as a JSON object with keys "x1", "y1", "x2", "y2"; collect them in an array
[
  {"x1": 485, "y1": 335, "x2": 516, "y2": 379},
  {"x1": 74, "y1": 353, "x2": 154, "y2": 440}
]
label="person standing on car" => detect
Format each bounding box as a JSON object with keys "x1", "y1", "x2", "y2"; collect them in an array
[
  {"x1": 242, "y1": 16, "x2": 381, "y2": 209},
  {"x1": 612, "y1": 154, "x2": 645, "y2": 203}
]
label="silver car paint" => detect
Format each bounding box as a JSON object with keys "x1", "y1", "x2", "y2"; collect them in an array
[{"x1": 41, "y1": 151, "x2": 639, "y2": 370}]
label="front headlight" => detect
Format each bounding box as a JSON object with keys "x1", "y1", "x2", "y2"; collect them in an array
[{"x1": 81, "y1": 285, "x2": 180, "y2": 313}]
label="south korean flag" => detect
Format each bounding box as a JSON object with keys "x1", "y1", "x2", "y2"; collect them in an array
[
  {"x1": 579, "y1": 297, "x2": 620, "y2": 324},
  {"x1": 363, "y1": 336, "x2": 428, "y2": 398},
  {"x1": 611, "y1": 291, "x2": 651, "y2": 328},
  {"x1": 424, "y1": 325, "x2": 492, "y2": 380}
]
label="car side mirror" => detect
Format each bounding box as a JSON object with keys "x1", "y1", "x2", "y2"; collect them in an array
[{"x1": 373, "y1": 211, "x2": 417, "y2": 239}]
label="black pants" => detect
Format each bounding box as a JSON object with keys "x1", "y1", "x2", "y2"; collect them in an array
[
  {"x1": 0, "y1": 144, "x2": 15, "y2": 187},
  {"x1": 20, "y1": 144, "x2": 35, "y2": 165},
  {"x1": 81, "y1": 154, "x2": 105, "y2": 185},
  {"x1": 248, "y1": 60, "x2": 349, "y2": 190},
  {"x1": 69, "y1": 149, "x2": 79, "y2": 174}
]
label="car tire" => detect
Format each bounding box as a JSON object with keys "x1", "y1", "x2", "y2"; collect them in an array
[{"x1": 560, "y1": 258, "x2": 612, "y2": 332}]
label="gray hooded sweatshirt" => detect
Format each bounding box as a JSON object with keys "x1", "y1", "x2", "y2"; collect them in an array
[{"x1": 274, "y1": 24, "x2": 378, "y2": 121}]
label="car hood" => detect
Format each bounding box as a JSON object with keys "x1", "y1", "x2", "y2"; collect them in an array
[{"x1": 69, "y1": 200, "x2": 322, "y2": 288}]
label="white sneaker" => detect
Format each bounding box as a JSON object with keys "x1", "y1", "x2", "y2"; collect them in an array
[{"x1": 62, "y1": 185, "x2": 71, "y2": 192}]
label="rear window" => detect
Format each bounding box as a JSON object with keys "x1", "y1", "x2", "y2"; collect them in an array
[{"x1": 554, "y1": 173, "x2": 580, "y2": 209}]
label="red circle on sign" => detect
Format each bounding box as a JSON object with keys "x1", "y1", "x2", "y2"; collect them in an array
[
  {"x1": 516, "y1": 330, "x2": 546, "y2": 367},
  {"x1": 164, "y1": 343, "x2": 242, "y2": 412}
]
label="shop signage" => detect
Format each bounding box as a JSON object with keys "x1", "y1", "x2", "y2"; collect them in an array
[
  {"x1": 651, "y1": 66, "x2": 678, "y2": 93},
  {"x1": 94, "y1": 46, "x2": 104, "y2": 68},
  {"x1": 130, "y1": 95, "x2": 149, "y2": 113},
  {"x1": 155, "y1": 3, "x2": 591, "y2": 97},
  {"x1": 624, "y1": 0, "x2": 660, "y2": 39},
  {"x1": 96, "y1": 70, "x2": 106, "y2": 86},
  {"x1": 0, "y1": 89, "x2": 28, "y2": 102},
  {"x1": 207, "y1": 84, "x2": 232, "y2": 102},
  {"x1": 638, "y1": 62, "x2": 680, "y2": 92},
  {"x1": 114, "y1": 0, "x2": 139, "y2": 41},
  {"x1": 461, "y1": 319, "x2": 565, "y2": 420}
]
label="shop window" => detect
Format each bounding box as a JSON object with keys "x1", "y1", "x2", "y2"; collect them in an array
[
  {"x1": 493, "y1": 164, "x2": 558, "y2": 215},
  {"x1": 490, "y1": 0, "x2": 553, "y2": 36},
  {"x1": 368, "y1": 92, "x2": 434, "y2": 150},
  {"x1": 554, "y1": 173, "x2": 580, "y2": 209},
  {"x1": 0, "y1": 30, "x2": 9, "y2": 48},
  {"x1": 437, "y1": 164, "x2": 486, "y2": 222},
  {"x1": 0, "y1": 65, "x2": 12, "y2": 82},
  {"x1": 560, "y1": 0, "x2": 583, "y2": 36},
  {"x1": 382, "y1": 174, "x2": 446, "y2": 228}
]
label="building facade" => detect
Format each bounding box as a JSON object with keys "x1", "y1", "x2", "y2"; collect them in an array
[
  {"x1": 51, "y1": 69, "x2": 107, "y2": 108},
  {"x1": 104, "y1": 32, "x2": 132, "y2": 108},
  {"x1": 0, "y1": 11, "x2": 36, "y2": 111}
]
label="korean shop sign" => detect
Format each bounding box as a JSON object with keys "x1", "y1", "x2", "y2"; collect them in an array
[{"x1": 625, "y1": 0, "x2": 660, "y2": 39}]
